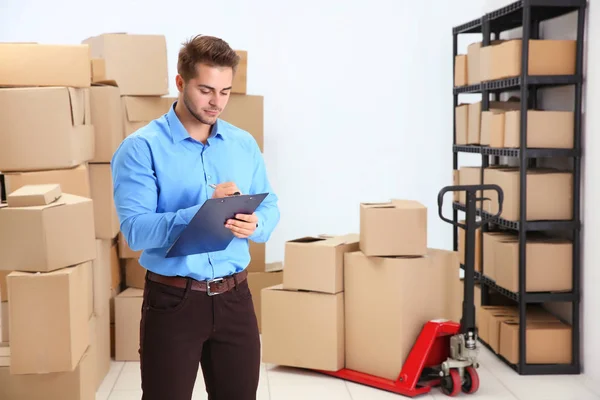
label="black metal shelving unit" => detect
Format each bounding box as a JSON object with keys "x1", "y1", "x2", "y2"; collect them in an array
[{"x1": 452, "y1": 0, "x2": 586, "y2": 376}]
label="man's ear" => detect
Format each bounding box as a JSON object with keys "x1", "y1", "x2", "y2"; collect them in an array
[{"x1": 175, "y1": 75, "x2": 185, "y2": 92}]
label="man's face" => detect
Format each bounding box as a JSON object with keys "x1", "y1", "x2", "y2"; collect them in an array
[{"x1": 180, "y1": 63, "x2": 233, "y2": 125}]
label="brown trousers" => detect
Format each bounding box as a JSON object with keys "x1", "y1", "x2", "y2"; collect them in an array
[{"x1": 139, "y1": 273, "x2": 261, "y2": 400}]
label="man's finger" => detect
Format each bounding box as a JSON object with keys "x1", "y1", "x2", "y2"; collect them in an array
[
  {"x1": 226, "y1": 219, "x2": 251, "y2": 229},
  {"x1": 227, "y1": 224, "x2": 253, "y2": 236},
  {"x1": 234, "y1": 214, "x2": 253, "y2": 222}
]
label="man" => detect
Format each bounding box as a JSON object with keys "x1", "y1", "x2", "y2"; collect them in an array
[{"x1": 111, "y1": 34, "x2": 280, "y2": 400}]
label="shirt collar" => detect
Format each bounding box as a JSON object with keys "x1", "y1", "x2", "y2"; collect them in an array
[{"x1": 166, "y1": 101, "x2": 227, "y2": 143}]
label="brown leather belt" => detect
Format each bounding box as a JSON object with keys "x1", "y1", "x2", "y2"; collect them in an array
[{"x1": 147, "y1": 269, "x2": 248, "y2": 296}]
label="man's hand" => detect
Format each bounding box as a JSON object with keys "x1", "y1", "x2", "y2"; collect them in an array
[
  {"x1": 211, "y1": 182, "x2": 241, "y2": 199},
  {"x1": 225, "y1": 213, "x2": 258, "y2": 239}
]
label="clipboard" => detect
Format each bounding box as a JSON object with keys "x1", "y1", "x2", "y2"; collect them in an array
[{"x1": 165, "y1": 193, "x2": 269, "y2": 258}]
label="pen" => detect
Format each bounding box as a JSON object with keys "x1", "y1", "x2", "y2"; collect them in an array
[{"x1": 209, "y1": 184, "x2": 240, "y2": 196}]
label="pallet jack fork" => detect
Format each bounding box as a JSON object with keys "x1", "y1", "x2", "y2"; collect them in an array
[{"x1": 318, "y1": 184, "x2": 504, "y2": 397}]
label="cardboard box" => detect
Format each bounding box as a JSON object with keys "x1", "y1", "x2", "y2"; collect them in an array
[
  {"x1": 495, "y1": 238, "x2": 572, "y2": 292},
  {"x1": 481, "y1": 110, "x2": 506, "y2": 147},
  {"x1": 109, "y1": 287, "x2": 121, "y2": 325},
  {"x1": 284, "y1": 234, "x2": 358, "y2": 294},
  {"x1": 504, "y1": 110, "x2": 574, "y2": 149},
  {"x1": 220, "y1": 94, "x2": 264, "y2": 151},
  {"x1": 485, "y1": 168, "x2": 573, "y2": 221},
  {"x1": 125, "y1": 258, "x2": 146, "y2": 289},
  {"x1": 482, "y1": 165, "x2": 515, "y2": 215},
  {"x1": 6, "y1": 184, "x2": 62, "y2": 208},
  {"x1": 114, "y1": 288, "x2": 144, "y2": 361},
  {"x1": 90, "y1": 85, "x2": 124, "y2": 162},
  {"x1": 458, "y1": 167, "x2": 482, "y2": 204},
  {"x1": 91, "y1": 58, "x2": 107, "y2": 83},
  {"x1": 0, "y1": 343, "x2": 8, "y2": 366},
  {"x1": 122, "y1": 96, "x2": 175, "y2": 136},
  {"x1": 0, "y1": 271, "x2": 8, "y2": 302},
  {"x1": 0, "y1": 43, "x2": 91, "y2": 88},
  {"x1": 0, "y1": 194, "x2": 96, "y2": 272},
  {"x1": 7, "y1": 263, "x2": 90, "y2": 374},
  {"x1": 360, "y1": 200, "x2": 427, "y2": 257},
  {"x1": 1, "y1": 302, "x2": 8, "y2": 342},
  {"x1": 118, "y1": 232, "x2": 142, "y2": 259},
  {"x1": 458, "y1": 220, "x2": 482, "y2": 272},
  {"x1": 454, "y1": 55, "x2": 467, "y2": 86},
  {"x1": 500, "y1": 319, "x2": 572, "y2": 364},
  {"x1": 247, "y1": 266, "x2": 283, "y2": 332},
  {"x1": 467, "y1": 42, "x2": 482, "y2": 85},
  {"x1": 233, "y1": 50, "x2": 248, "y2": 94},
  {"x1": 344, "y1": 249, "x2": 456, "y2": 380},
  {"x1": 480, "y1": 40, "x2": 576, "y2": 82},
  {"x1": 261, "y1": 285, "x2": 344, "y2": 371},
  {"x1": 0, "y1": 87, "x2": 95, "y2": 172},
  {"x1": 455, "y1": 104, "x2": 468, "y2": 145},
  {"x1": 82, "y1": 33, "x2": 169, "y2": 96},
  {"x1": 92, "y1": 312, "x2": 111, "y2": 390},
  {"x1": 93, "y1": 239, "x2": 119, "y2": 317},
  {"x1": 482, "y1": 231, "x2": 516, "y2": 280},
  {"x1": 87, "y1": 315, "x2": 97, "y2": 367},
  {"x1": 468, "y1": 101, "x2": 520, "y2": 145},
  {"x1": 247, "y1": 241, "x2": 266, "y2": 272},
  {"x1": 83, "y1": 261, "x2": 94, "y2": 319},
  {"x1": 479, "y1": 305, "x2": 557, "y2": 346},
  {"x1": 0, "y1": 348, "x2": 95, "y2": 400},
  {"x1": 478, "y1": 306, "x2": 518, "y2": 343},
  {"x1": 3, "y1": 164, "x2": 92, "y2": 199},
  {"x1": 89, "y1": 164, "x2": 120, "y2": 239},
  {"x1": 452, "y1": 170, "x2": 460, "y2": 202},
  {"x1": 487, "y1": 309, "x2": 520, "y2": 353},
  {"x1": 110, "y1": 243, "x2": 122, "y2": 292}
]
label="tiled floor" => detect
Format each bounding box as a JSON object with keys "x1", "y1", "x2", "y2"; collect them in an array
[{"x1": 97, "y1": 344, "x2": 600, "y2": 400}]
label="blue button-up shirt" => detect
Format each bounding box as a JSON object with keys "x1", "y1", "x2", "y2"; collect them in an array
[{"x1": 111, "y1": 101, "x2": 280, "y2": 281}]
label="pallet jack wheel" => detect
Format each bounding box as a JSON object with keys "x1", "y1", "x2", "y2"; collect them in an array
[
  {"x1": 441, "y1": 369, "x2": 461, "y2": 397},
  {"x1": 462, "y1": 366, "x2": 480, "y2": 394}
]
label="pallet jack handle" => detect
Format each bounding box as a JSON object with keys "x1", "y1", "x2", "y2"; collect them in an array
[{"x1": 437, "y1": 184, "x2": 504, "y2": 338}]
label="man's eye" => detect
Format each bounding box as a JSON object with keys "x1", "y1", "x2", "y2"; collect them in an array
[
  {"x1": 221, "y1": 91, "x2": 230, "y2": 96},
  {"x1": 200, "y1": 89, "x2": 210, "y2": 94}
]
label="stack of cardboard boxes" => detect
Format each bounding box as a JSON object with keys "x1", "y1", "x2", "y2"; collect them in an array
[
  {"x1": 454, "y1": 166, "x2": 574, "y2": 291},
  {"x1": 478, "y1": 304, "x2": 571, "y2": 365},
  {"x1": 454, "y1": 165, "x2": 574, "y2": 363},
  {"x1": 454, "y1": 38, "x2": 576, "y2": 148},
  {"x1": 0, "y1": 41, "x2": 106, "y2": 399},
  {"x1": 261, "y1": 199, "x2": 465, "y2": 380}
]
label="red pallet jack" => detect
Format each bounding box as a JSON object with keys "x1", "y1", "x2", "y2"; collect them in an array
[{"x1": 318, "y1": 184, "x2": 504, "y2": 397}]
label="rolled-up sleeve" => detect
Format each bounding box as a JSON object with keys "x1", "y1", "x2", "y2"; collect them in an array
[{"x1": 111, "y1": 137, "x2": 201, "y2": 251}]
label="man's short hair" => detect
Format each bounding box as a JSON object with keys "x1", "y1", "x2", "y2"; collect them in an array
[{"x1": 177, "y1": 34, "x2": 240, "y2": 82}]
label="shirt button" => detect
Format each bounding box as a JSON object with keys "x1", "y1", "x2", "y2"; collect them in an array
[{"x1": 207, "y1": 175, "x2": 212, "y2": 180}]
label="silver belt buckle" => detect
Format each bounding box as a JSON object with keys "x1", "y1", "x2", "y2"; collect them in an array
[{"x1": 206, "y1": 277, "x2": 224, "y2": 296}]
